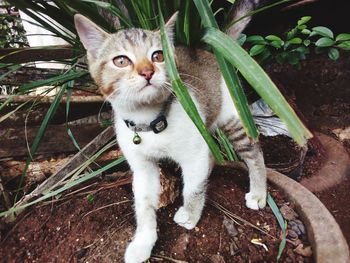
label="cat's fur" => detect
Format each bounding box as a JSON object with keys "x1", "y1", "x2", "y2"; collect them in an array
[{"x1": 74, "y1": 6, "x2": 267, "y2": 263}]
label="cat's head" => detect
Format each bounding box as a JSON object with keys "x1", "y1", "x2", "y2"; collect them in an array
[{"x1": 74, "y1": 13, "x2": 177, "y2": 109}]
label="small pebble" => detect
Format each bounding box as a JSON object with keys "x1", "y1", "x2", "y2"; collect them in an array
[
  {"x1": 223, "y1": 216, "x2": 238, "y2": 237},
  {"x1": 294, "y1": 244, "x2": 313, "y2": 257},
  {"x1": 76, "y1": 248, "x2": 88, "y2": 259},
  {"x1": 210, "y1": 254, "x2": 226, "y2": 263},
  {"x1": 288, "y1": 229, "x2": 299, "y2": 240},
  {"x1": 280, "y1": 204, "x2": 298, "y2": 220},
  {"x1": 288, "y1": 219, "x2": 306, "y2": 236}
]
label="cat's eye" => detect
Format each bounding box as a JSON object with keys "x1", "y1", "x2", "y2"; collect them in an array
[
  {"x1": 151, "y1": 50, "x2": 164, "y2": 63},
  {"x1": 113, "y1": 55, "x2": 132, "y2": 68}
]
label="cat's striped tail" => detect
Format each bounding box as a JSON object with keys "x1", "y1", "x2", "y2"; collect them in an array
[{"x1": 227, "y1": 0, "x2": 272, "y2": 39}]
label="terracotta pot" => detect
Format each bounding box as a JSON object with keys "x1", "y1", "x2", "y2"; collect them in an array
[{"x1": 267, "y1": 168, "x2": 350, "y2": 263}]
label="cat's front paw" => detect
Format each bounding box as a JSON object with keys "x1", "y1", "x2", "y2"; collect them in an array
[
  {"x1": 245, "y1": 191, "x2": 266, "y2": 210},
  {"x1": 124, "y1": 239, "x2": 153, "y2": 263},
  {"x1": 174, "y1": 206, "x2": 200, "y2": 230}
]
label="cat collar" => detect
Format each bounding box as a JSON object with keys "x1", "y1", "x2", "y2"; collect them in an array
[
  {"x1": 123, "y1": 95, "x2": 174, "y2": 144},
  {"x1": 124, "y1": 115, "x2": 168, "y2": 134}
]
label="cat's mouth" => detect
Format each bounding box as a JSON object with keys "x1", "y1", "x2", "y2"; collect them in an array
[{"x1": 141, "y1": 80, "x2": 154, "y2": 89}]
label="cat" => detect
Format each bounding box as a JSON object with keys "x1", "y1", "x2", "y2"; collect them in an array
[{"x1": 74, "y1": 5, "x2": 267, "y2": 263}]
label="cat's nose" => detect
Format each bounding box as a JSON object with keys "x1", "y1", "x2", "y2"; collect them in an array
[{"x1": 139, "y1": 68, "x2": 154, "y2": 81}]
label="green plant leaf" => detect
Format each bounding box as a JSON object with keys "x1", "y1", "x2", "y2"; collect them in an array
[
  {"x1": 312, "y1": 26, "x2": 334, "y2": 39},
  {"x1": 315, "y1": 37, "x2": 335, "y2": 47},
  {"x1": 297, "y1": 24, "x2": 307, "y2": 30},
  {"x1": 267, "y1": 193, "x2": 287, "y2": 261},
  {"x1": 216, "y1": 128, "x2": 238, "y2": 161},
  {"x1": 275, "y1": 52, "x2": 287, "y2": 64},
  {"x1": 19, "y1": 71, "x2": 88, "y2": 93},
  {"x1": 258, "y1": 49, "x2": 272, "y2": 64},
  {"x1": 287, "y1": 53, "x2": 300, "y2": 65},
  {"x1": 287, "y1": 37, "x2": 302, "y2": 45},
  {"x1": 202, "y1": 28, "x2": 312, "y2": 146},
  {"x1": 314, "y1": 46, "x2": 325, "y2": 54},
  {"x1": 336, "y1": 33, "x2": 350, "y2": 42},
  {"x1": 301, "y1": 29, "x2": 311, "y2": 35},
  {"x1": 265, "y1": 35, "x2": 282, "y2": 42},
  {"x1": 337, "y1": 41, "x2": 350, "y2": 50},
  {"x1": 193, "y1": 0, "x2": 259, "y2": 140},
  {"x1": 303, "y1": 39, "x2": 311, "y2": 46},
  {"x1": 328, "y1": 48, "x2": 340, "y2": 60},
  {"x1": 295, "y1": 46, "x2": 309, "y2": 60},
  {"x1": 246, "y1": 35, "x2": 266, "y2": 44},
  {"x1": 270, "y1": 40, "x2": 283, "y2": 49},
  {"x1": 237, "y1": 33, "x2": 247, "y2": 46},
  {"x1": 80, "y1": 0, "x2": 133, "y2": 27},
  {"x1": 249, "y1": 44, "x2": 266, "y2": 56},
  {"x1": 158, "y1": 2, "x2": 224, "y2": 163},
  {"x1": 1, "y1": 156, "x2": 126, "y2": 217},
  {"x1": 297, "y1": 16, "x2": 312, "y2": 26},
  {"x1": 287, "y1": 28, "x2": 298, "y2": 40},
  {"x1": 14, "y1": 82, "x2": 68, "y2": 201}
]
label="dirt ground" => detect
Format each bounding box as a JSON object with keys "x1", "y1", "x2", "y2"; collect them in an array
[
  {"x1": 0, "y1": 166, "x2": 312, "y2": 263},
  {"x1": 267, "y1": 51, "x2": 350, "y2": 245}
]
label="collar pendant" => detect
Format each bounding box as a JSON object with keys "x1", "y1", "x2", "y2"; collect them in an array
[{"x1": 133, "y1": 132, "x2": 142, "y2": 144}]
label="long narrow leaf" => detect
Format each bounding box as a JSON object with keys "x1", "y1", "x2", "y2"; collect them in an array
[
  {"x1": 1, "y1": 157, "x2": 125, "y2": 217},
  {"x1": 80, "y1": 0, "x2": 133, "y2": 28},
  {"x1": 157, "y1": 3, "x2": 224, "y2": 163},
  {"x1": 19, "y1": 71, "x2": 88, "y2": 93},
  {"x1": 193, "y1": 0, "x2": 259, "y2": 140},
  {"x1": 14, "y1": 82, "x2": 68, "y2": 201},
  {"x1": 267, "y1": 193, "x2": 287, "y2": 261},
  {"x1": 216, "y1": 128, "x2": 239, "y2": 161},
  {"x1": 202, "y1": 28, "x2": 312, "y2": 145}
]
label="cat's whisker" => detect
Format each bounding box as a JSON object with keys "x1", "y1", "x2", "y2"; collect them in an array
[{"x1": 179, "y1": 72, "x2": 203, "y2": 82}]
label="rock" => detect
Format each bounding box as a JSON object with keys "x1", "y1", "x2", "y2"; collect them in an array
[
  {"x1": 280, "y1": 204, "x2": 298, "y2": 220},
  {"x1": 332, "y1": 127, "x2": 350, "y2": 141},
  {"x1": 210, "y1": 254, "x2": 226, "y2": 263},
  {"x1": 76, "y1": 247, "x2": 88, "y2": 259},
  {"x1": 223, "y1": 216, "x2": 238, "y2": 237},
  {"x1": 288, "y1": 219, "x2": 306, "y2": 236},
  {"x1": 293, "y1": 219, "x2": 306, "y2": 235},
  {"x1": 287, "y1": 229, "x2": 299, "y2": 240},
  {"x1": 294, "y1": 244, "x2": 313, "y2": 257},
  {"x1": 289, "y1": 238, "x2": 303, "y2": 247}
]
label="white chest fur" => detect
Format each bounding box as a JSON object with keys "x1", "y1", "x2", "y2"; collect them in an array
[{"x1": 115, "y1": 101, "x2": 208, "y2": 164}]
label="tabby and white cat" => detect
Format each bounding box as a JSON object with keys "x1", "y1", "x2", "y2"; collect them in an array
[{"x1": 74, "y1": 8, "x2": 266, "y2": 263}]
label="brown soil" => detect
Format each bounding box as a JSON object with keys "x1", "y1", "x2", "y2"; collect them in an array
[
  {"x1": 268, "y1": 52, "x2": 350, "y2": 250},
  {"x1": 0, "y1": 167, "x2": 312, "y2": 263}
]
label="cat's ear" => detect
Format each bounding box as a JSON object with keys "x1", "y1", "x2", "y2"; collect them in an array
[
  {"x1": 162, "y1": 11, "x2": 178, "y2": 43},
  {"x1": 74, "y1": 14, "x2": 109, "y2": 56}
]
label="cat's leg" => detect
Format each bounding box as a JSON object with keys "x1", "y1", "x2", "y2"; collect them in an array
[
  {"x1": 124, "y1": 158, "x2": 160, "y2": 263},
  {"x1": 221, "y1": 117, "x2": 267, "y2": 210},
  {"x1": 174, "y1": 148, "x2": 213, "y2": 229}
]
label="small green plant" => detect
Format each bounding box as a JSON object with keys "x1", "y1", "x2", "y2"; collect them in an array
[
  {"x1": 86, "y1": 194, "x2": 95, "y2": 203},
  {"x1": 243, "y1": 16, "x2": 350, "y2": 66},
  {"x1": 0, "y1": 4, "x2": 27, "y2": 48}
]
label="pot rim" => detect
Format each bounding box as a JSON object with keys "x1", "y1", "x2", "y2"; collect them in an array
[{"x1": 267, "y1": 168, "x2": 350, "y2": 263}]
